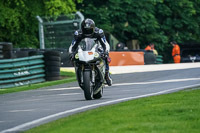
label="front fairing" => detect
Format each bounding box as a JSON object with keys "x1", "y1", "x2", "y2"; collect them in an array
[{"x1": 74, "y1": 38, "x2": 102, "y2": 63}]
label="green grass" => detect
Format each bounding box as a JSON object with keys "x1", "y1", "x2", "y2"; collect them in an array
[
  {"x1": 0, "y1": 70, "x2": 76, "y2": 94},
  {"x1": 25, "y1": 88, "x2": 200, "y2": 133}
]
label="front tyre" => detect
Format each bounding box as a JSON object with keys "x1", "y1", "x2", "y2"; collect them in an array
[{"x1": 83, "y1": 70, "x2": 93, "y2": 100}]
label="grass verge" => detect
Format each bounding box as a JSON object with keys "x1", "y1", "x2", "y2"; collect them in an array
[
  {"x1": 0, "y1": 70, "x2": 76, "y2": 95},
  {"x1": 25, "y1": 88, "x2": 200, "y2": 133}
]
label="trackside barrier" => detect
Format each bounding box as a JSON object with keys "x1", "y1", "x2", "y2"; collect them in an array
[
  {"x1": 0, "y1": 42, "x2": 13, "y2": 59},
  {"x1": 0, "y1": 55, "x2": 45, "y2": 89},
  {"x1": 109, "y1": 51, "x2": 144, "y2": 66},
  {"x1": 156, "y1": 55, "x2": 163, "y2": 64},
  {"x1": 144, "y1": 51, "x2": 156, "y2": 65}
]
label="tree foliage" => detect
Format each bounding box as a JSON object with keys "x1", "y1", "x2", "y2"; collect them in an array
[
  {"x1": 1, "y1": 0, "x2": 200, "y2": 62},
  {"x1": 77, "y1": 0, "x2": 200, "y2": 62},
  {"x1": 0, "y1": 0, "x2": 82, "y2": 48}
]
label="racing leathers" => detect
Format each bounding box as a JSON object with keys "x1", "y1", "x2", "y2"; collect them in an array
[{"x1": 69, "y1": 27, "x2": 112, "y2": 86}]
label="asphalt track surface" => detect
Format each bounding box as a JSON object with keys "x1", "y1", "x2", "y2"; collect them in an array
[{"x1": 0, "y1": 63, "x2": 200, "y2": 133}]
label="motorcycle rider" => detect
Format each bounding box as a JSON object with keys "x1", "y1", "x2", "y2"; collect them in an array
[{"x1": 69, "y1": 18, "x2": 112, "y2": 86}]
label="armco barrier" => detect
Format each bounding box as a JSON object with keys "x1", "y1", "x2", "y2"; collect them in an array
[
  {"x1": 156, "y1": 55, "x2": 163, "y2": 64},
  {"x1": 0, "y1": 55, "x2": 45, "y2": 89},
  {"x1": 109, "y1": 51, "x2": 144, "y2": 66}
]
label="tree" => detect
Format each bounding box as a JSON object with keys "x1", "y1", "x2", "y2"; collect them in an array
[
  {"x1": 155, "y1": 0, "x2": 200, "y2": 62},
  {"x1": 0, "y1": 0, "x2": 82, "y2": 48},
  {"x1": 77, "y1": 0, "x2": 200, "y2": 63}
]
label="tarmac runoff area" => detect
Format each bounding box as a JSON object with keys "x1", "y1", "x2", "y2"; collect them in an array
[{"x1": 62, "y1": 62, "x2": 200, "y2": 74}]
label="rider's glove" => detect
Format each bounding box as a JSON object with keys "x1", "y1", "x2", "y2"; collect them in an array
[
  {"x1": 69, "y1": 53, "x2": 75, "y2": 61},
  {"x1": 107, "y1": 56, "x2": 111, "y2": 63},
  {"x1": 103, "y1": 52, "x2": 108, "y2": 57}
]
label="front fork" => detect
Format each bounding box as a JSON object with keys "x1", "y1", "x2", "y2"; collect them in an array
[
  {"x1": 91, "y1": 65, "x2": 95, "y2": 83},
  {"x1": 79, "y1": 65, "x2": 95, "y2": 85}
]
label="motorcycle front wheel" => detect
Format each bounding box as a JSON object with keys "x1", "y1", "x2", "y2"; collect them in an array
[
  {"x1": 93, "y1": 89, "x2": 102, "y2": 99},
  {"x1": 83, "y1": 70, "x2": 93, "y2": 100}
]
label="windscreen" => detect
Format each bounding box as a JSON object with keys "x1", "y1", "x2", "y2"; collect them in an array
[{"x1": 79, "y1": 38, "x2": 96, "y2": 51}]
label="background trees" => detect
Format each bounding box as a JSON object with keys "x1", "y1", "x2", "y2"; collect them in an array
[
  {"x1": 0, "y1": 0, "x2": 200, "y2": 62},
  {"x1": 0, "y1": 0, "x2": 82, "y2": 48},
  {"x1": 77, "y1": 0, "x2": 200, "y2": 62}
]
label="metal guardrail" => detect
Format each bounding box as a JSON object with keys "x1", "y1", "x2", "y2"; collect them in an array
[
  {"x1": 0, "y1": 55, "x2": 46, "y2": 89},
  {"x1": 156, "y1": 55, "x2": 163, "y2": 64}
]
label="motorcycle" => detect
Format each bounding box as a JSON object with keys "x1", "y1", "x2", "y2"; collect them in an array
[{"x1": 72, "y1": 38, "x2": 106, "y2": 100}]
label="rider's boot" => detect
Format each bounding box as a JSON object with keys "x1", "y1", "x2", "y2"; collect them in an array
[{"x1": 105, "y1": 71, "x2": 112, "y2": 86}]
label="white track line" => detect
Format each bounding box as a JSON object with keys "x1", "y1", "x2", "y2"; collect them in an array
[
  {"x1": 1, "y1": 83, "x2": 200, "y2": 133},
  {"x1": 113, "y1": 77, "x2": 200, "y2": 86},
  {"x1": 58, "y1": 93, "x2": 80, "y2": 96},
  {"x1": 7, "y1": 93, "x2": 80, "y2": 104},
  {"x1": 48, "y1": 87, "x2": 80, "y2": 91},
  {"x1": 46, "y1": 77, "x2": 200, "y2": 91},
  {"x1": 8, "y1": 98, "x2": 43, "y2": 103},
  {"x1": 8, "y1": 109, "x2": 36, "y2": 113}
]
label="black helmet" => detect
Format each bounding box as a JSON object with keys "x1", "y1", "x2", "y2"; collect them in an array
[
  {"x1": 81, "y1": 18, "x2": 95, "y2": 36},
  {"x1": 170, "y1": 41, "x2": 177, "y2": 45}
]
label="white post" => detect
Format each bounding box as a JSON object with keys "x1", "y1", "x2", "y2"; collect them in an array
[{"x1": 36, "y1": 16, "x2": 45, "y2": 49}]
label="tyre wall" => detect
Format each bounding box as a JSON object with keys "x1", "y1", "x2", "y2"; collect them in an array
[
  {"x1": 44, "y1": 51, "x2": 61, "y2": 81},
  {"x1": 0, "y1": 42, "x2": 13, "y2": 59},
  {"x1": 144, "y1": 51, "x2": 156, "y2": 65}
]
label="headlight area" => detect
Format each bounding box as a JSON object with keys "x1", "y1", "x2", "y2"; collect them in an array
[
  {"x1": 94, "y1": 52, "x2": 99, "y2": 58},
  {"x1": 75, "y1": 53, "x2": 79, "y2": 59}
]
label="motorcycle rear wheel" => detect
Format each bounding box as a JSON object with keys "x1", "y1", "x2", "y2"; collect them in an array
[{"x1": 83, "y1": 71, "x2": 93, "y2": 100}]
